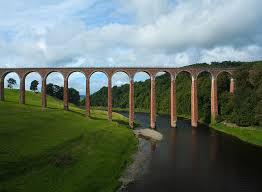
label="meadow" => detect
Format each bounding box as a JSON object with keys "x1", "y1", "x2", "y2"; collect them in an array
[{"x1": 0, "y1": 89, "x2": 137, "y2": 192}]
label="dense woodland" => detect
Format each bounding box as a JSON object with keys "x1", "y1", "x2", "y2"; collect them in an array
[{"x1": 88, "y1": 61, "x2": 262, "y2": 127}]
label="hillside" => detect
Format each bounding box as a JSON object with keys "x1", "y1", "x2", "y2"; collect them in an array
[{"x1": 0, "y1": 89, "x2": 137, "y2": 192}]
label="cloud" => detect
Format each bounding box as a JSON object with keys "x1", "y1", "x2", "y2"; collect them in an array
[
  {"x1": 0, "y1": 0, "x2": 262, "y2": 93},
  {"x1": 199, "y1": 45, "x2": 262, "y2": 63}
]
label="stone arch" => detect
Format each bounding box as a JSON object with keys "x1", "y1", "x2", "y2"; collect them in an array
[
  {"x1": 3, "y1": 71, "x2": 21, "y2": 89},
  {"x1": 196, "y1": 70, "x2": 212, "y2": 80},
  {"x1": 66, "y1": 70, "x2": 87, "y2": 80},
  {"x1": 24, "y1": 70, "x2": 43, "y2": 79},
  {"x1": 133, "y1": 70, "x2": 151, "y2": 82},
  {"x1": 44, "y1": 70, "x2": 65, "y2": 81},
  {"x1": 133, "y1": 70, "x2": 151, "y2": 81},
  {"x1": 2, "y1": 71, "x2": 21, "y2": 81},
  {"x1": 216, "y1": 70, "x2": 234, "y2": 80},
  {"x1": 89, "y1": 70, "x2": 109, "y2": 80},
  {"x1": 176, "y1": 69, "x2": 192, "y2": 78},
  {"x1": 112, "y1": 70, "x2": 130, "y2": 81},
  {"x1": 112, "y1": 71, "x2": 130, "y2": 86},
  {"x1": 156, "y1": 70, "x2": 172, "y2": 77}
]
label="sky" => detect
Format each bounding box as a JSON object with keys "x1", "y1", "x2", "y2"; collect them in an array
[{"x1": 1, "y1": 0, "x2": 262, "y2": 94}]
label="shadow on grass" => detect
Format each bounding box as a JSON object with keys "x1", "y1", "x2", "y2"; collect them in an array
[{"x1": 0, "y1": 135, "x2": 84, "y2": 182}]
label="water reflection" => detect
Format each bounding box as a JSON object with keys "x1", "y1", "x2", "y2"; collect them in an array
[
  {"x1": 118, "y1": 112, "x2": 262, "y2": 192},
  {"x1": 191, "y1": 128, "x2": 198, "y2": 172},
  {"x1": 150, "y1": 142, "x2": 157, "y2": 152},
  {"x1": 209, "y1": 130, "x2": 218, "y2": 162}
]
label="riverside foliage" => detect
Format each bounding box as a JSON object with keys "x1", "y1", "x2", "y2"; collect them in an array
[{"x1": 88, "y1": 61, "x2": 262, "y2": 127}]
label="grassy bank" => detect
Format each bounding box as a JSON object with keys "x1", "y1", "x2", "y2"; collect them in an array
[
  {"x1": 0, "y1": 89, "x2": 137, "y2": 192},
  {"x1": 91, "y1": 106, "x2": 192, "y2": 119},
  {"x1": 210, "y1": 122, "x2": 262, "y2": 147}
]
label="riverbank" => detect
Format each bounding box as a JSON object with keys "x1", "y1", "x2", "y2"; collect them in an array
[
  {"x1": 83, "y1": 105, "x2": 262, "y2": 147},
  {"x1": 210, "y1": 122, "x2": 262, "y2": 147}
]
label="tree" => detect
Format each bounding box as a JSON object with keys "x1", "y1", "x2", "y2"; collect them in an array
[
  {"x1": 46, "y1": 83, "x2": 81, "y2": 106},
  {"x1": 30, "y1": 80, "x2": 39, "y2": 93},
  {"x1": 69, "y1": 88, "x2": 80, "y2": 106},
  {"x1": 7, "y1": 78, "x2": 16, "y2": 89}
]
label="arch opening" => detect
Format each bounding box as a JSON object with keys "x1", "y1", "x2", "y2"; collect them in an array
[
  {"x1": 155, "y1": 71, "x2": 171, "y2": 115},
  {"x1": 133, "y1": 72, "x2": 151, "y2": 125},
  {"x1": 175, "y1": 71, "x2": 191, "y2": 119},
  {"x1": 197, "y1": 71, "x2": 211, "y2": 124},
  {"x1": 45, "y1": 72, "x2": 64, "y2": 109},
  {"x1": 3, "y1": 72, "x2": 20, "y2": 103},
  {"x1": 25, "y1": 72, "x2": 42, "y2": 106},
  {"x1": 217, "y1": 71, "x2": 232, "y2": 119},
  {"x1": 90, "y1": 72, "x2": 108, "y2": 118},
  {"x1": 111, "y1": 72, "x2": 130, "y2": 111},
  {"x1": 68, "y1": 72, "x2": 86, "y2": 107}
]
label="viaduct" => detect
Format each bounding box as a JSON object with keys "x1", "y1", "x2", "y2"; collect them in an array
[{"x1": 0, "y1": 67, "x2": 236, "y2": 129}]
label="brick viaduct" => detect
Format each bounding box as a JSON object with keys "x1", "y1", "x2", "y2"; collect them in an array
[{"x1": 0, "y1": 67, "x2": 236, "y2": 128}]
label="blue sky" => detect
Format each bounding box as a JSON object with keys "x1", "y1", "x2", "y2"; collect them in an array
[{"x1": 1, "y1": 0, "x2": 262, "y2": 94}]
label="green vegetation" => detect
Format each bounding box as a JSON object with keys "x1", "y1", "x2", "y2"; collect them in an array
[
  {"x1": 7, "y1": 78, "x2": 17, "y2": 89},
  {"x1": 211, "y1": 123, "x2": 262, "y2": 147},
  {"x1": 0, "y1": 89, "x2": 137, "y2": 192},
  {"x1": 221, "y1": 64, "x2": 262, "y2": 126},
  {"x1": 88, "y1": 61, "x2": 262, "y2": 127},
  {"x1": 30, "y1": 80, "x2": 39, "y2": 93},
  {"x1": 88, "y1": 61, "x2": 262, "y2": 146},
  {"x1": 46, "y1": 83, "x2": 81, "y2": 106}
]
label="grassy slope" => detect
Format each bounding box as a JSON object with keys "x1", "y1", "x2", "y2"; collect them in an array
[
  {"x1": 0, "y1": 89, "x2": 137, "y2": 192},
  {"x1": 211, "y1": 123, "x2": 262, "y2": 147}
]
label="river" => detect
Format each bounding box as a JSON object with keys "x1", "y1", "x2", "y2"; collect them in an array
[{"x1": 119, "y1": 112, "x2": 262, "y2": 192}]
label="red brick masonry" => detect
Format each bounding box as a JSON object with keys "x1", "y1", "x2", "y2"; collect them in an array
[{"x1": 0, "y1": 67, "x2": 235, "y2": 128}]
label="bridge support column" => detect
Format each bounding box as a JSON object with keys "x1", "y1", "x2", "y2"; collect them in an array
[
  {"x1": 150, "y1": 76, "x2": 156, "y2": 129},
  {"x1": 129, "y1": 77, "x2": 134, "y2": 128},
  {"x1": 170, "y1": 75, "x2": 177, "y2": 128},
  {"x1": 19, "y1": 77, "x2": 25, "y2": 104},
  {"x1": 63, "y1": 77, "x2": 69, "y2": 110},
  {"x1": 41, "y1": 78, "x2": 47, "y2": 109},
  {"x1": 211, "y1": 76, "x2": 218, "y2": 123},
  {"x1": 230, "y1": 78, "x2": 235, "y2": 94},
  {"x1": 0, "y1": 77, "x2": 4, "y2": 101},
  {"x1": 108, "y1": 76, "x2": 112, "y2": 120},
  {"x1": 191, "y1": 76, "x2": 198, "y2": 127},
  {"x1": 86, "y1": 77, "x2": 90, "y2": 117}
]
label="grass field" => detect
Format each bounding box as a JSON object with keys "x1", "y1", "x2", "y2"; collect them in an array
[
  {"x1": 0, "y1": 89, "x2": 137, "y2": 192},
  {"x1": 211, "y1": 122, "x2": 262, "y2": 147}
]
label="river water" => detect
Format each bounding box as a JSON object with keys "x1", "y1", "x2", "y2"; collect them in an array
[{"x1": 119, "y1": 112, "x2": 262, "y2": 192}]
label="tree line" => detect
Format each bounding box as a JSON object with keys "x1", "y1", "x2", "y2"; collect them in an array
[
  {"x1": 88, "y1": 61, "x2": 262, "y2": 127},
  {"x1": 6, "y1": 79, "x2": 81, "y2": 106}
]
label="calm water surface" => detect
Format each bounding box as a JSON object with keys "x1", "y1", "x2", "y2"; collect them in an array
[{"x1": 119, "y1": 112, "x2": 262, "y2": 192}]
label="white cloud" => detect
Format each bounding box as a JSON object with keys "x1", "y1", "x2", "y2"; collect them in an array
[
  {"x1": 199, "y1": 45, "x2": 262, "y2": 63},
  {"x1": 0, "y1": 0, "x2": 262, "y2": 93}
]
